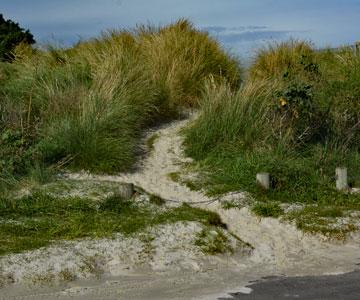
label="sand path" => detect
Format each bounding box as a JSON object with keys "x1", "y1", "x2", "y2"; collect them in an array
[
  {"x1": 67, "y1": 115, "x2": 360, "y2": 276},
  {"x1": 3, "y1": 116, "x2": 360, "y2": 299}
]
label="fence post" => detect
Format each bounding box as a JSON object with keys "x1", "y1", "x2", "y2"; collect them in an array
[
  {"x1": 256, "y1": 173, "x2": 270, "y2": 190},
  {"x1": 335, "y1": 168, "x2": 348, "y2": 191},
  {"x1": 356, "y1": 41, "x2": 360, "y2": 54},
  {"x1": 118, "y1": 183, "x2": 134, "y2": 199}
]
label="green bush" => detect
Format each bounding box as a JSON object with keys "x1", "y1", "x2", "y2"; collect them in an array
[{"x1": 0, "y1": 14, "x2": 35, "y2": 61}]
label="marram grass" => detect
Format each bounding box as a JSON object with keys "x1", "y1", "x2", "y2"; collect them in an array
[
  {"x1": 0, "y1": 19, "x2": 241, "y2": 192},
  {"x1": 184, "y1": 41, "x2": 360, "y2": 236}
]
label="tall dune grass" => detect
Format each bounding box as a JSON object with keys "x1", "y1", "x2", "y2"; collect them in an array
[
  {"x1": 249, "y1": 40, "x2": 317, "y2": 81},
  {"x1": 184, "y1": 41, "x2": 360, "y2": 207},
  {"x1": 184, "y1": 79, "x2": 277, "y2": 159},
  {"x1": 0, "y1": 19, "x2": 241, "y2": 191}
]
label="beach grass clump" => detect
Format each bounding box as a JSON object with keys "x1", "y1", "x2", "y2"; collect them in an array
[
  {"x1": 249, "y1": 40, "x2": 318, "y2": 81},
  {"x1": 184, "y1": 41, "x2": 360, "y2": 235},
  {"x1": 0, "y1": 19, "x2": 241, "y2": 193},
  {"x1": 251, "y1": 202, "x2": 284, "y2": 218},
  {"x1": 137, "y1": 19, "x2": 241, "y2": 108},
  {"x1": 195, "y1": 227, "x2": 233, "y2": 255}
]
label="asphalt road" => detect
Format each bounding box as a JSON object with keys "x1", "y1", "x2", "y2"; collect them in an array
[{"x1": 219, "y1": 270, "x2": 360, "y2": 300}]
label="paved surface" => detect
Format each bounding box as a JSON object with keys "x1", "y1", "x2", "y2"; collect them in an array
[{"x1": 219, "y1": 271, "x2": 360, "y2": 300}]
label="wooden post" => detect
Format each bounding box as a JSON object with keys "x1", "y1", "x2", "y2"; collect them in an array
[
  {"x1": 356, "y1": 41, "x2": 360, "y2": 54},
  {"x1": 335, "y1": 168, "x2": 348, "y2": 191},
  {"x1": 256, "y1": 173, "x2": 270, "y2": 190},
  {"x1": 118, "y1": 183, "x2": 134, "y2": 199}
]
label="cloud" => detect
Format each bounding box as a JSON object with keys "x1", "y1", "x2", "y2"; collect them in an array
[
  {"x1": 202, "y1": 26, "x2": 268, "y2": 33},
  {"x1": 199, "y1": 26, "x2": 311, "y2": 61},
  {"x1": 218, "y1": 30, "x2": 294, "y2": 43},
  {"x1": 202, "y1": 26, "x2": 301, "y2": 44}
]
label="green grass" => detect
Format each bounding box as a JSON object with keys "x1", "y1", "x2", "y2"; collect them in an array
[
  {"x1": 195, "y1": 227, "x2": 234, "y2": 255},
  {"x1": 167, "y1": 169, "x2": 203, "y2": 191},
  {"x1": 149, "y1": 194, "x2": 166, "y2": 206},
  {"x1": 0, "y1": 192, "x2": 225, "y2": 255},
  {"x1": 183, "y1": 180, "x2": 201, "y2": 191},
  {"x1": 146, "y1": 133, "x2": 160, "y2": 151},
  {"x1": 183, "y1": 41, "x2": 360, "y2": 236},
  {"x1": 221, "y1": 198, "x2": 248, "y2": 210},
  {"x1": 0, "y1": 19, "x2": 241, "y2": 194},
  {"x1": 285, "y1": 205, "x2": 357, "y2": 239},
  {"x1": 249, "y1": 40, "x2": 316, "y2": 81},
  {"x1": 251, "y1": 202, "x2": 284, "y2": 218},
  {"x1": 168, "y1": 172, "x2": 181, "y2": 182}
]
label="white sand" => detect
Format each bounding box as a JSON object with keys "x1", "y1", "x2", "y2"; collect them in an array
[
  {"x1": 2, "y1": 115, "x2": 360, "y2": 299},
  {"x1": 0, "y1": 221, "x2": 248, "y2": 286},
  {"x1": 65, "y1": 115, "x2": 360, "y2": 276}
]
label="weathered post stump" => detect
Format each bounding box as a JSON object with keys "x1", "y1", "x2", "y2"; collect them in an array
[
  {"x1": 335, "y1": 168, "x2": 348, "y2": 191},
  {"x1": 256, "y1": 173, "x2": 270, "y2": 190},
  {"x1": 356, "y1": 41, "x2": 360, "y2": 54},
  {"x1": 118, "y1": 183, "x2": 134, "y2": 199}
]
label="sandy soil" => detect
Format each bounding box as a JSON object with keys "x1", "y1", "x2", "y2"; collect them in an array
[
  {"x1": 65, "y1": 115, "x2": 360, "y2": 274},
  {"x1": 2, "y1": 115, "x2": 360, "y2": 299}
]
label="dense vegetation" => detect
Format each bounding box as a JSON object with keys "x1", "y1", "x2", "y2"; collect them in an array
[
  {"x1": 0, "y1": 191, "x2": 224, "y2": 255},
  {"x1": 1, "y1": 19, "x2": 359, "y2": 241},
  {"x1": 0, "y1": 20, "x2": 240, "y2": 193},
  {"x1": 0, "y1": 14, "x2": 35, "y2": 61},
  {"x1": 184, "y1": 40, "x2": 360, "y2": 235}
]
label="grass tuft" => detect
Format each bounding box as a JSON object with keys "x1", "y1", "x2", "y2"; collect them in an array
[
  {"x1": 195, "y1": 227, "x2": 233, "y2": 255},
  {"x1": 149, "y1": 194, "x2": 166, "y2": 206},
  {"x1": 252, "y1": 202, "x2": 284, "y2": 218},
  {"x1": 184, "y1": 41, "x2": 360, "y2": 236},
  {"x1": 146, "y1": 133, "x2": 160, "y2": 151},
  {"x1": 0, "y1": 192, "x2": 226, "y2": 255},
  {"x1": 0, "y1": 19, "x2": 241, "y2": 193}
]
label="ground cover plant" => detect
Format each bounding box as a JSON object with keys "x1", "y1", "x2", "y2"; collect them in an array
[
  {"x1": 0, "y1": 189, "x2": 226, "y2": 256},
  {"x1": 0, "y1": 19, "x2": 241, "y2": 194},
  {"x1": 184, "y1": 40, "x2": 360, "y2": 237}
]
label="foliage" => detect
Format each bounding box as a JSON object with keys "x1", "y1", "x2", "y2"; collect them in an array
[
  {"x1": 0, "y1": 192, "x2": 225, "y2": 255},
  {"x1": 0, "y1": 14, "x2": 35, "y2": 61},
  {"x1": 251, "y1": 202, "x2": 283, "y2": 218},
  {"x1": 195, "y1": 227, "x2": 233, "y2": 255},
  {"x1": 184, "y1": 41, "x2": 360, "y2": 235},
  {"x1": 0, "y1": 129, "x2": 37, "y2": 191},
  {"x1": 146, "y1": 133, "x2": 160, "y2": 151},
  {"x1": 149, "y1": 194, "x2": 166, "y2": 206},
  {"x1": 249, "y1": 40, "x2": 316, "y2": 80},
  {"x1": 0, "y1": 19, "x2": 241, "y2": 193}
]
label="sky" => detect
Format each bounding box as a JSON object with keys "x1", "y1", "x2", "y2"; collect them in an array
[{"x1": 2, "y1": 0, "x2": 360, "y2": 59}]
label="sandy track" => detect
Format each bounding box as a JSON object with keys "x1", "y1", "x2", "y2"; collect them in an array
[
  {"x1": 67, "y1": 117, "x2": 209, "y2": 205},
  {"x1": 3, "y1": 115, "x2": 360, "y2": 299},
  {"x1": 67, "y1": 115, "x2": 360, "y2": 275}
]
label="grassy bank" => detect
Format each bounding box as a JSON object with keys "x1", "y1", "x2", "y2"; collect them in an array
[
  {"x1": 0, "y1": 184, "x2": 226, "y2": 256},
  {"x1": 184, "y1": 41, "x2": 360, "y2": 237},
  {"x1": 2, "y1": 20, "x2": 360, "y2": 248},
  {"x1": 0, "y1": 19, "x2": 241, "y2": 193}
]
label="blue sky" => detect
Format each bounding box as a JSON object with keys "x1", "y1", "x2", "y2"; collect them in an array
[{"x1": 2, "y1": 0, "x2": 360, "y2": 59}]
